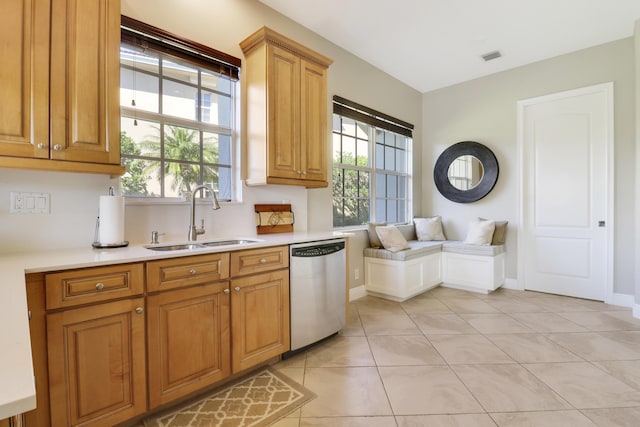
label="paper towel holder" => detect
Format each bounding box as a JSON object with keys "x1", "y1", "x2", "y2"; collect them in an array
[
  {"x1": 92, "y1": 216, "x2": 129, "y2": 248},
  {"x1": 92, "y1": 186, "x2": 129, "y2": 248}
]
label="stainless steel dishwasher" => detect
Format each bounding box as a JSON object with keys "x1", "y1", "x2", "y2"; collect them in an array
[{"x1": 289, "y1": 239, "x2": 347, "y2": 351}]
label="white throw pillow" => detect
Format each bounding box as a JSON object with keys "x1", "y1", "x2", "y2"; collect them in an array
[
  {"x1": 375, "y1": 225, "x2": 410, "y2": 252},
  {"x1": 464, "y1": 218, "x2": 496, "y2": 245},
  {"x1": 367, "y1": 222, "x2": 386, "y2": 248},
  {"x1": 414, "y1": 216, "x2": 446, "y2": 241}
]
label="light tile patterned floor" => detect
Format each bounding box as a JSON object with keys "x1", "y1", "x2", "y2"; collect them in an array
[{"x1": 270, "y1": 287, "x2": 640, "y2": 427}]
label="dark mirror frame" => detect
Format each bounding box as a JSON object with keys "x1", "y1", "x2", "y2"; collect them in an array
[{"x1": 434, "y1": 141, "x2": 499, "y2": 203}]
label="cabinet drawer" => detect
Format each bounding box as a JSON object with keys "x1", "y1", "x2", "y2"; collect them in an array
[
  {"x1": 230, "y1": 246, "x2": 288, "y2": 277},
  {"x1": 147, "y1": 252, "x2": 230, "y2": 292},
  {"x1": 45, "y1": 263, "x2": 144, "y2": 310}
]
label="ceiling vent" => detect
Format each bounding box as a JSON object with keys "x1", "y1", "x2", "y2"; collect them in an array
[{"x1": 481, "y1": 50, "x2": 502, "y2": 62}]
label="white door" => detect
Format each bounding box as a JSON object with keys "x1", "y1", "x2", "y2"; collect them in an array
[{"x1": 518, "y1": 83, "x2": 613, "y2": 301}]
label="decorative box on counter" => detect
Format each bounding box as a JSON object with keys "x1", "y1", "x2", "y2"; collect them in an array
[{"x1": 255, "y1": 204, "x2": 294, "y2": 234}]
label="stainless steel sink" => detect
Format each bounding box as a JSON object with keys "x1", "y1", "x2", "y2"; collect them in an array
[
  {"x1": 145, "y1": 239, "x2": 259, "y2": 251},
  {"x1": 145, "y1": 243, "x2": 206, "y2": 251},
  {"x1": 199, "y1": 239, "x2": 259, "y2": 247}
]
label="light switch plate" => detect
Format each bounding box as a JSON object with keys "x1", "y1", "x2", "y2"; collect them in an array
[{"x1": 10, "y1": 192, "x2": 50, "y2": 214}]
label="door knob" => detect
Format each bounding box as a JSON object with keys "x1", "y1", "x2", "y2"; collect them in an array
[{"x1": 598, "y1": 220, "x2": 606, "y2": 227}]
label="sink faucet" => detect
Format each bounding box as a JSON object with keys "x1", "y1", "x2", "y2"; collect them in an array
[{"x1": 188, "y1": 184, "x2": 221, "y2": 241}]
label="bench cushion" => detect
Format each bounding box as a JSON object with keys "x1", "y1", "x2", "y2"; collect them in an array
[
  {"x1": 364, "y1": 240, "x2": 444, "y2": 261},
  {"x1": 442, "y1": 241, "x2": 505, "y2": 256}
]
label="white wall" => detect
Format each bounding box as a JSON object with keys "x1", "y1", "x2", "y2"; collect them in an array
[
  {"x1": 0, "y1": 0, "x2": 423, "y2": 290},
  {"x1": 423, "y1": 38, "x2": 636, "y2": 296}
]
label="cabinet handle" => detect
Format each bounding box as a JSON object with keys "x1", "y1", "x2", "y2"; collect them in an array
[
  {"x1": 135, "y1": 307, "x2": 143, "y2": 314},
  {"x1": 297, "y1": 170, "x2": 302, "y2": 175},
  {"x1": 234, "y1": 286, "x2": 241, "y2": 292},
  {"x1": 95, "y1": 282, "x2": 105, "y2": 290},
  {"x1": 189, "y1": 269, "x2": 197, "y2": 275},
  {"x1": 260, "y1": 258, "x2": 267, "y2": 264},
  {"x1": 53, "y1": 144, "x2": 63, "y2": 151},
  {"x1": 302, "y1": 171, "x2": 307, "y2": 175},
  {"x1": 224, "y1": 289, "x2": 230, "y2": 294},
  {"x1": 37, "y1": 143, "x2": 46, "y2": 150}
]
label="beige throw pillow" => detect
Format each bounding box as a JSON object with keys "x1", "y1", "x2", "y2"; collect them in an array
[
  {"x1": 414, "y1": 216, "x2": 446, "y2": 241},
  {"x1": 479, "y1": 217, "x2": 508, "y2": 244},
  {"x1": 464, "y1": 218, "x2": 496, "y2": 245},
  {"x1": 375, "y1": 225, "x2": 410, "y2": 252},
  {"x1": 367, "y1": 222, "x2": 386, "y2": 248}
]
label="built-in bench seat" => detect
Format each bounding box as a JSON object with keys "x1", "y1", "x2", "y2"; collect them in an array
[{"x1": 364, "y1": 232, "x2": 505, "y2": 301}]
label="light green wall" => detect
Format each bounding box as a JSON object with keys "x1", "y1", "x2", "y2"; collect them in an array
[{"x1": 423, "y1": 38, "x2": 636, "y2": 296}]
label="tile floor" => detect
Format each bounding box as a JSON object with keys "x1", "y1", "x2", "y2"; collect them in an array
[{"x1": 270, "y1": 287, "x2": 640, "y2": 427}]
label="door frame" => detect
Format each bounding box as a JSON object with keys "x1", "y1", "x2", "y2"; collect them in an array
[{"x1": 516, "y1": 82, "x2": 614, "y2": 303}]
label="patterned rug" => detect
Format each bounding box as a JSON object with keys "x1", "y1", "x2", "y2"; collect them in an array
[{"x1": 144, "y1": 368, "x2": 315, "y2": 427}]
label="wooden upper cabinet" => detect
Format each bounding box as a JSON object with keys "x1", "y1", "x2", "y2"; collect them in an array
[
  {"x1": 0, "y1": 0, "x2": 124, "y2": 175},
  {"x1": 0, "y1": 0, "x2": 50, "y2": 159},
  {"x1": 50, "y1": 0, "x2": 121, "y2": 165},
  {"x1": 240, "y1": 26, "x2": 332, "y2": 188}
]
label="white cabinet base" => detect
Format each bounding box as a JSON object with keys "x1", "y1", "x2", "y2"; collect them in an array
[
  {"x1": 364, "y1": 253, "x2": 441, "y2": 302},
  {"x1": 442, "y1": 252, "x2": 505, "y2": 294}
]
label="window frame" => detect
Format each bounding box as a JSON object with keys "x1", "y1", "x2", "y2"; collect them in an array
[
  {"x1": 332, "y1": 96, "x2": 414, "y2": 228},
  {"x1": 119, "y1": 16, "x2": 241, "y2": 203}
]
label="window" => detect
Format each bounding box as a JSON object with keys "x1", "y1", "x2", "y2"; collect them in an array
[
  {"x1": 119, "y1": 17, "x2": 240, "y2": 200},
  {"x1": 332, "y1": 96, "x2": 413, "y2": 227}
]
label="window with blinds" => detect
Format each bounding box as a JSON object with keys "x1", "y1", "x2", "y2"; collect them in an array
[
  {"x1": 332, "y1": 96, "x2": 414, "y2": 227},
  {"x1": 119, "y1": 16, "x2": 240, "y2": 200}
]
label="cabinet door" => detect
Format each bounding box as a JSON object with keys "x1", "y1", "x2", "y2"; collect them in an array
[
  {"x1": 49, "y1": 0, "x2": 121, "y2": 164},
  {"x1": 0, "y1": 0, "x2": 49, "y2": 158},
  {"x1": 47, "y1": 298, "x2": 146, "y2": 427},
  {"x1": 300, "y1": 59, "x2": 328, "y2": 182},
  {"x1": 267, "y1": 45, "x2": 301, "y2": 180},
  {"x1": 147, "y1": 282, "x2": 231, "y2": 408},
  {"x1": 231, "y1": 269, "x2": 290, "y2": 372}
]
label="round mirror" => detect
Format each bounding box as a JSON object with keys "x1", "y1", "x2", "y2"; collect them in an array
[
  {"x1": 434, "y1": 141, "x2": 499, "y2": 203},
  {"x1": 447, "y1": 155, "x2": 484, "y2": 190}
]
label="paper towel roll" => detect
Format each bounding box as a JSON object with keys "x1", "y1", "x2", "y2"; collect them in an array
[{"x1": 98, "y1": 195, "x2": 125, "y2": 244}]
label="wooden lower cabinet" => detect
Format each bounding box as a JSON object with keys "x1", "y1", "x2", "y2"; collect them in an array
[
  {"x1": 24, "y1": 248, "x2": 292, "y2": 426},
  {"x1": 147, "y1": 282, "x2": 231, "y2": 408},
  {"x1": 231, "y1": 269, "x2": 290, "y2": 373},
  {"x1": 46, "y1": 298, "x2": 147, "y2": 427}
]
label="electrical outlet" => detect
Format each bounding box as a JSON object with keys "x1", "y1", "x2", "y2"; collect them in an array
[
  {"x1": 10, "y1": 192, "x2": 50, "y2": 214},
  {"x1": 354, "y1": 268, "x2": 360, "y2": 280}
]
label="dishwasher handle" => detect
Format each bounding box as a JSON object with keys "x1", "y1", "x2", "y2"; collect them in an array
[{"x1": 291, "y1": 241, "x2": 345, "y2": 257}]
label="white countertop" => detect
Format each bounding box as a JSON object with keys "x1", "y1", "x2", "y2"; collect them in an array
[{"x1": 0, "y1": 231, "x2": 346, "y2": 419}]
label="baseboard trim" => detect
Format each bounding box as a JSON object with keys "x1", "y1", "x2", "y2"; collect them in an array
[
  {"x1": 349, "y1": 285, "x2": 367, "y2": 302},
  {"x1": 502, "y1": 278, "x2": 522, "y2": 290},
  {"x1": 611, "y1": 293, "x2": 634, "y2": 308}
]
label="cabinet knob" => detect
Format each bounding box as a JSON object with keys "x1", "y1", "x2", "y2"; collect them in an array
[
  {"x1": 302, "y1": 171, "x2": 307, "y2": 175},
  {"x1": 260, "y1": 258, "x2": 267, "y2": 264},
  {"x1": 53, "y1": 144, "x2": 63, "y2": 151},
  {"x1": 297, "y1": 170, "x2": 302, "y2": 175},
  {"x1": 95, "y1": 282, "x2": 105, "y2": 291},
  {"x1": 37, "y1": 143, "x2": 46, "y2": 150},
  {"x1": 189, "y1": 269, "x2": 197, "y2": 275},
  {"x1": 135, "y1": 307, "x2": 144, "y2": 314},
  {"x1": 223, "y1": 289, "x2": 230, "y2": 294},
  {"x1": 234, "y1": 286, "x2": 241, "y2": 292}
]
